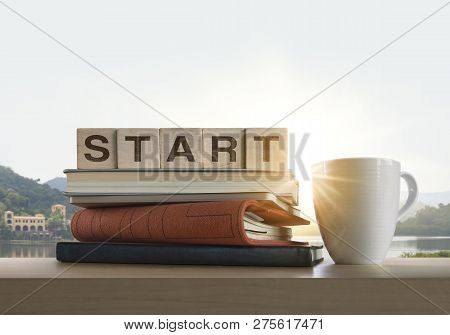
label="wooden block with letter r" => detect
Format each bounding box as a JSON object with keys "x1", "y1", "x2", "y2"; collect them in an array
[
  {"x1": 77, "y1": 128, "x2": 117, "y2": 169},
  {"x1": 160, "y1": 128, "x2": 203, "y2": 168},
  {"x1": 117, "y1": 128, "x2": 160, "y2": 168},
  {"x1": 202, "y1": 128, "x2": 245, "y2": 168},
  {"x1": 245, "y1": 128, "x2": 288, "y2": 171}
]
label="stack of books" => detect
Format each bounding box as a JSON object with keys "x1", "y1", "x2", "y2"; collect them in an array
[{"x1": 57, "y1": 128, "x2": 323, "y2": 266}]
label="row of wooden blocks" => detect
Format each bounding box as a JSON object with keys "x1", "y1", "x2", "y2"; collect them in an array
[{"x1": 77, "y1": 128, "x2": 288, "y2": 170}]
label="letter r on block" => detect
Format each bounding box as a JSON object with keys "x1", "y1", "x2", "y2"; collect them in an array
[{"x1": 202, "y1": 129, "x2": 244, "y2": 168}]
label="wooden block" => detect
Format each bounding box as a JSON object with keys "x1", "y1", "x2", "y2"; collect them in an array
[
  {"x1": 160, "y1": 128, "x2": 202, "y2": 168},
  {"x1": 77, "y1": 128, "x2": 117, "y2": 169},
  {"x1": 202, "y1": 128, "x2": 245, "y2": 169},
  {"x1": 245, "y1": 128, "x2": 288, "y2": 171},
  {"x1": 117, "y1": 129, "x2": 160, "y2": 169}
]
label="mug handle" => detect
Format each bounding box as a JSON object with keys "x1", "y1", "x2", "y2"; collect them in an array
[{"x1": 397, "y1": 172, "x2": 418, "y2": 221}]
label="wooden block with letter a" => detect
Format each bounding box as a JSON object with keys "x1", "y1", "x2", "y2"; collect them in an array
[
  {"x1": 245, "y1": 128, "x2": 288, "y2": 171},
  {"x1": 160, "y1": 128, "x2": 203, "y2": 168},
  {"x1": 117, "y1": 128, "x2": 160, "y2": 168},
  {"x1": 77, "y1": 128, "x2": 117, "y2": 169},
  {"x1": 202, "y1": 128, "x2": 245, "y2": 168}
]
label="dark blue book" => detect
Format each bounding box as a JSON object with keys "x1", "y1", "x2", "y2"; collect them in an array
[{"x1": 56, "y1": 242, "x2": 324, "y2": 267}]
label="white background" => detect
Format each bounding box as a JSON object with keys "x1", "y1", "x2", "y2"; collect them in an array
[
  {"x1": 0, "y1": 315, "x2": 449, "y2": 334},
  {"x1": 0, "y1": 0, "x2": 449, "y2": 192}
]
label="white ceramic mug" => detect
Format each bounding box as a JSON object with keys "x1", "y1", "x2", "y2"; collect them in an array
[{"x1": 312, "y1": 158, "x2": 418, "y2": 264}]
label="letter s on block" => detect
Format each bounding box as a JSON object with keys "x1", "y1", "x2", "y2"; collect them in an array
[{"x1": 84, "y1": 135, "x2": 110, "y2": 162}]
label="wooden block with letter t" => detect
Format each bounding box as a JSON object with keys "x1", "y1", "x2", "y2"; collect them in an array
[
  {"x1": 202, "y1": 128, "x2": 245, "y2": 168},
  {"x1": 160, "y1": 128, "x2": 203, "y2": 168},
  {"x1": 245, "y1": 128, "x2": 288, "y2": 171},
  {"x1": 117, "y1": 128, "x2": 160, "y2": 168},
  {"x1": 77, "y1": 128, "x2": 117, "y2": 169}
]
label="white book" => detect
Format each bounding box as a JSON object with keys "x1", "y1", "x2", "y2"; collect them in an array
[
  {"x1": 65, "y1": 169, "x2": 295, "y2": 182},
  {"x1": 244, "y1": 213, "x2": 292, "y2": 240},
  {"x1": 64, "y1": 169, "x2": 299, "y2": 204}
]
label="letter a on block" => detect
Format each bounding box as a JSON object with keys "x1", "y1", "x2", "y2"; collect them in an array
[
  {"x1": 160, "y1": 128, "x2": 202, "y2": 168},
  {"x1": 203, "y1": 128, "x2": 245, "y2": 168},
  {"x1": 77, "y1": 128, "x2": 117, "y2": 169},
  {"x1": 117, "y1": 128, "x2": 160, "y2": 168},
  {"x1": 245, "y1": 128, "x2": 288, "y2": 171}
]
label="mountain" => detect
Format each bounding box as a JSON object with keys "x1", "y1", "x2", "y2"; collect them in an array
[
  {"x1": 45, "y1": 177, "x2": 66, "y2": 192},
  {"x1": 0, "y1": 166, "x2": 76, "y2": 219}
]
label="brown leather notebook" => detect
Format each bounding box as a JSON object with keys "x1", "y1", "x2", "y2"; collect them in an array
[{"x1": 70, "y1": 200, "x2": 309, "y2": 246}]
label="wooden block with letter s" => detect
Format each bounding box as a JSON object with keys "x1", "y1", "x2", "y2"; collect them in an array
[
  {"x1": 245, "y1": 128, "x2": 288, "y2": 171},
  {"x1": 202, "y1": 128, "x2": 245, "y2": 169},
  {"x1": 117, "y1": 128, "x2": 160, "y2": 168},
  {"x1": 160, "y1": 128, "x2": 203, "y2": 168},
  {"x1": 77, "y1": 128, "x2": 117, "y2": 169}
]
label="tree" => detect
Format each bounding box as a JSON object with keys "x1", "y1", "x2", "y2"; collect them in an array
[
  {"x1": 47, "y1": 207, "x2": 74, "y2": 240},
  {"x1": 48, "y1": 207, "x2": 65, "y2": 233},
  {"x1": 396, "y1": 203, "x2": 450, "y2": 236},
  {"x1": 0, "y1": 222, "x2": 14, "y2": 240}
]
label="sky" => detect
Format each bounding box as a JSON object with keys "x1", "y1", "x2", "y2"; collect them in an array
[{"x1": 0, "y1": 0, "x2": 449, "y2": 202}]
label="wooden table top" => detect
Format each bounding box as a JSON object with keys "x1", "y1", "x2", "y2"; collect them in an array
[{"x1": 1, "y1": 257, "x2": 449, "y2": 279}]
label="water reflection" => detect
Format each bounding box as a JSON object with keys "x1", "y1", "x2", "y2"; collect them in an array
[
  {"x1": 388, "y1": 237, "x2": 450, "y2": 257},
  {"x1": 0, "y1": 243, "x2": 56, "y2": 258}
]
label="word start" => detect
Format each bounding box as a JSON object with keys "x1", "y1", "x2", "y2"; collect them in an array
[{"x1": 77, "y1": 128, "x2": 288, "y2": 170}]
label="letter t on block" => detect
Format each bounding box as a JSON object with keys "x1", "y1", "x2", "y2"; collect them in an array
[
  {"x1": 245, "y1": 128, "x2": 288, "y2": 171},
  {"x1": 77, "y1": 128, "x2": 117, "y2": 169},
  {"x1": 117, "y1": 128, "x2": 160, "y2": 168}
]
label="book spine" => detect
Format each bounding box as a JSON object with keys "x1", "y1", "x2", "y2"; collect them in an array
[{"x1": 56, "y1": 243, "x2": 316, "y2": 267}]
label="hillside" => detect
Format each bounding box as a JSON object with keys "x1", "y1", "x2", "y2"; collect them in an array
[
  {"x1": 396, "y1": 203, "x2": 450, "y2": 236},
  {"x1": 0, "y1": 166, "x2": 76, "y2": 219},
  {"x1": 45, "y1": 177, "x2": 66, "y2": 192}
]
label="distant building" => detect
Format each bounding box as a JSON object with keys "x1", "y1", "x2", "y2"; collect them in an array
[
  {"x1": 4, "y1": 211, "x2": 48, "y2": 232},
  {"x1": 4, "y1": 204, "x2": 68, "y2": 236}
]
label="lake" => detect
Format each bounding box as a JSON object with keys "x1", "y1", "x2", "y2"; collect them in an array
[
  {"x1": 0, "y1": 236, "x2": 449, "y2": 258},
  {"x1": 0, "y1": 242, "x2": 56, "y2": 258},
  {"x1": 387, "y1": 236, "x2": 450, "y2": 257}
]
